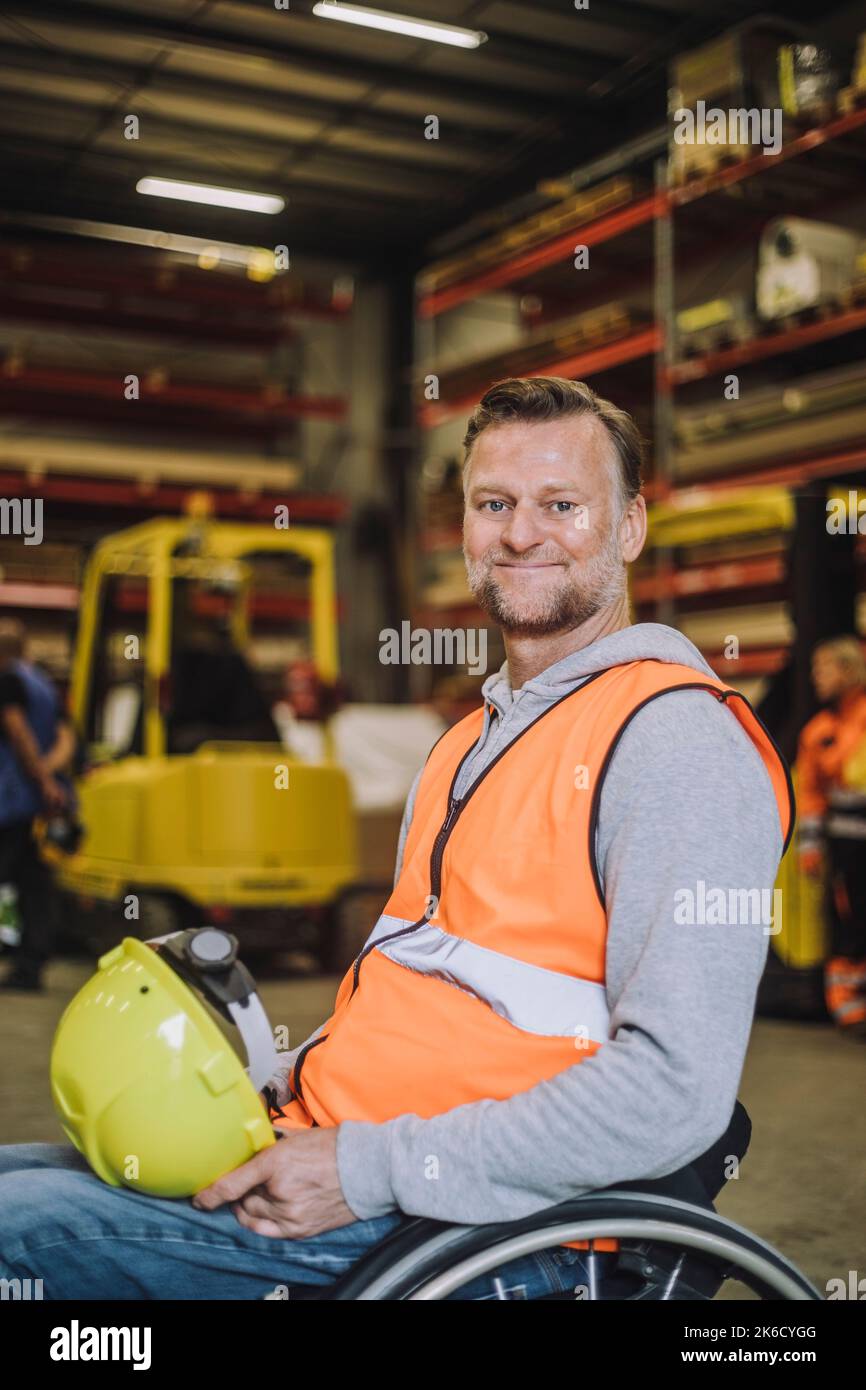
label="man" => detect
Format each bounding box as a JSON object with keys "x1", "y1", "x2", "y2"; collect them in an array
[
  {"x1": 797, "y1": 636, "x2": 866, "y2": 1034},
  {"x1": 168, "y1": 583, "x2": 280, "y2": 753},
  {"x1": 0, "y1": 619, "x2": 73, "y2": 992},
  {"x1": 0, "y1": 378, "x2": 792, "y2": 1299}
]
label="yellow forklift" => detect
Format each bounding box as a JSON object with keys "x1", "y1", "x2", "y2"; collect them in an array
[{"x1": 56, "y1": 500, "x2": 358, "y2": 966}]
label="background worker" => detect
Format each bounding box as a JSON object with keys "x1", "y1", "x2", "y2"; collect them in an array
[
  {"x1": 0, "y1": 618, "x2": 74, "y2": 993},
  {"x1": 167, "y1": 582, "x2": 280, "y2": 753},
  {"x1": 797, "y1": 636, "x2": 866, "y2": 1035}
]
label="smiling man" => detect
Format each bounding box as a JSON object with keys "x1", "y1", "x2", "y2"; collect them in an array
[
  {"x1": 461, "y1": 385, "x2": 642, "y2": 657},
  {"x1": 0, "y1": 377, "x2": 793, "y2": 1301}
]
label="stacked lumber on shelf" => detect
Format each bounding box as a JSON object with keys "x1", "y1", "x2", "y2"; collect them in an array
[{"x1": 418, "y1": 177, "x2": 638, "y2": 295}]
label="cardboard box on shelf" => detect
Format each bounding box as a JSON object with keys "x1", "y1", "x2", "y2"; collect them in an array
[{"x1": 669, "y1": 21, "x2": 807, "y2": 184}]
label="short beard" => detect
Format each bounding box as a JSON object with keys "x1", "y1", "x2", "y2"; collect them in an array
[{"x1": 465, "y1": 529, "x2": 626, "y2": 637}]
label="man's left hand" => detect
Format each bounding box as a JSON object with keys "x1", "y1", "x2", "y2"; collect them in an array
[{"x1": 192, "y1": 1126, "x2": 356, "y2": 1239}]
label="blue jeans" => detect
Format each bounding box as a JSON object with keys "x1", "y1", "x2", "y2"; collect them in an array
[{"x1": 0, "y1": 1144, "x2": 609, "y2": 1300}]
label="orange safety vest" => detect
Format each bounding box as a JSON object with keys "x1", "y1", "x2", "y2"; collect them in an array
[
  {"x1": 796, "y1": 687, "x2": 866, "y2": 838},
  {"x1": 274, "y1": 660, "x2": 794, "y2": 1246}
]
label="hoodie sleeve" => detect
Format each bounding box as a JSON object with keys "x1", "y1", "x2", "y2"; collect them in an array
[
  {"x1": 335, "y1": 688, "x2": 783, "y2": 1223},
  {"x1": 392, "y1": 767, "x2": 422, "y2": 887}
]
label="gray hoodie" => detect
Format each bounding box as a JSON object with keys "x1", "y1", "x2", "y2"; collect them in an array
[{"x1": 324, "y1": 624, "x2": 785, "y2": 1223}]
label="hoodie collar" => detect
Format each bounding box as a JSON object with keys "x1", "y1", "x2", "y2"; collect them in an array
[{"x1": 481, "y1": 622, "x2": 720, "y2": 717}]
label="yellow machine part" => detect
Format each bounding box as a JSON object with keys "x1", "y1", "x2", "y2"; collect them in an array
[
  {"x1": 842, "y1": 733, "x2": 866, "y2": 792},
  {"x1": 771, "y1": 770, "x2": 827, "y2": 971},
  {"x1": 646, "y1": 485, "x2": 795, "y2": 550},
  {"x1": 57, "y1": 744, "x2": 357, "y2": 909},
  {"x1": 772, "y1": 844, "x2": 827, "y2": 970},
  {"x1": 58, "y1": 513, "x2": 358, "y2": 915}
]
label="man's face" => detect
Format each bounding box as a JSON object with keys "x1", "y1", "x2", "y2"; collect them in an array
[{"x1": 463, "y1": 414, "x2": 640, "y2": 636}]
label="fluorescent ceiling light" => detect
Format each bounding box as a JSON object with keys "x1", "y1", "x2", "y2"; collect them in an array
[
  {"x1": 312, "y1": 2, "x2": 487, "y2": 48},
  {"x1": 136, "y1": 177, "x2": 284, "y2": 215},
  {"x1": 8, "y1": 213, "x2": 276, "y2": 271}
]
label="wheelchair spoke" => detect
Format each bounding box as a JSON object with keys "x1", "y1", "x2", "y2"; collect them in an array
[
  {"x1": 660, "y1": 1252, "x2": 686, "y2": 1299},
  {"x1": 585, "y1": 1245, "x2": 600, "y2": 1300}
]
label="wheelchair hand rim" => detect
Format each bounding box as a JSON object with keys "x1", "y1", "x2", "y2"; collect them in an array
[{"x1": 402, "y1": 1219, "x2": 821, "y2": 1301}]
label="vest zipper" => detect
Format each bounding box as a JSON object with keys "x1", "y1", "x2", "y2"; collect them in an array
[
  {"x1": 429, "y1": 795, "x2": 460, "y2": 895},
  {"x1": 348, "y1": 788, "x2": 468, "y2": 995},
  {"x1": 290, "y1": 1032, "x2": 329, "y2": 1104}
]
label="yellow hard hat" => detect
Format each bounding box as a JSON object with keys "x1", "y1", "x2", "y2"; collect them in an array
[{"x1": 50, "y1": 929, "x2": 280, "y2": 1198}]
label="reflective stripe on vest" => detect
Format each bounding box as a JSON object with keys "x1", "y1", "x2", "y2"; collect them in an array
[{"x1": 368, "y1": 912, "x2": 611, "y2": 1042}]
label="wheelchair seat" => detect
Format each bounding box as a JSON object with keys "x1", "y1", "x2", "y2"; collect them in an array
[{"x1": 293, "y1": 1101, "x2": 820, "y2": 1301}]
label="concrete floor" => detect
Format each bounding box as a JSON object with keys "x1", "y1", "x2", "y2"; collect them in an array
[{"x1": 2, "y1": 959, "x2": 864, "y2": 1297}]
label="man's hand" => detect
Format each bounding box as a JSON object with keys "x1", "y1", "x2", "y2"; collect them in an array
[
  {"x1": 191, "y1": 1126, "x2": 356, "y2": 1239},
  {"x1": 38, "y1": 772, "x2": 68, "y2": 815}
]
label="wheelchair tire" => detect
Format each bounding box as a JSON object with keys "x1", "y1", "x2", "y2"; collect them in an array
[{"x1": 329, "y1": 1191, "x2": 822, "y2": 1301}]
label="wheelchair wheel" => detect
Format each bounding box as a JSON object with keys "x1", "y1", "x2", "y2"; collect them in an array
[{"x1": 336, "y1": 1191, "x2": 822, "y2": 1301}]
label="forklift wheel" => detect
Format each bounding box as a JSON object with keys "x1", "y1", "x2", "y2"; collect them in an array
[
  {"x1": 60, "y1": 892, "x2": 189, "y2": 956},
  {"x1": 131, "y1": 893, "x2": 187, "y2": 940}
]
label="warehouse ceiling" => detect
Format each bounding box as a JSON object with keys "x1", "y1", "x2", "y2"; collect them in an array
[{"x1": 0, "y1": 0, "x2": 856, "y2": 268}]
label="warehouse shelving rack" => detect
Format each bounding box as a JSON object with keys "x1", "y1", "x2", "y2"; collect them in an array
[
  {"x1": 0, "y1": 240, "x2": 354, "y2": 688},
  {"x1": 412, "y1": 94, "x2": 866, "y2": 702}
]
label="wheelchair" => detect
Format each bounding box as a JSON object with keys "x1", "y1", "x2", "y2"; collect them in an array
[{"x1": 305, "y1": 1103, "x2": 822, "y2": 1300}]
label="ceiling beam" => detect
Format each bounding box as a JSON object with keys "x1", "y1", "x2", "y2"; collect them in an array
[
  {"x1": 0, "y1": 1, "x2": 597, "y2": 112},
  {"x1": 0, "y1": 41, "x2": 524, "y2": 150},
  {"x1": 0, "y1": 101, "x2": 471, "y2": 202}
]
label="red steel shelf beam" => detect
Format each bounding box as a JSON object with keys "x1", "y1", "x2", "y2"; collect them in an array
[
  {"x1": 0, "y1": 582, "x2": 80, "y2": 611},
  {"x1": 704, "y1": 647, "x2": 790, "y2": 678},
  {"x1": 114, "y1": 588, "x2": 332, "y2": 622},
  {"x1": 0, "y1": 367, "x2": 346, "y2": 420},
  {"x1": 419, "y1": 326, "x2": 660, "y2": 428},
  {"x1": 0, "y1": 250, "x2": 351, "y2": 319},
  {"x1": 0, "y1": 581, "x2": 342, "y2": 622},
  {"x1": 632, "y1": 554, "x2": 786, "y2": 602},
  {"x1": 418, "y1": 195, "x2": 664, "y2": 319},
  {"x1": 0, "y1": 294, "x2": 293, "y2": 349},
  {"x1": 0, "y1": 471, "x2": 347, "y2": 522},
  {"x1": 650, "y1": 444, "x2": 866, "y2": 504},
  {"x1": 666, "y1": 303, "x2": 866, "y2": 385}
]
